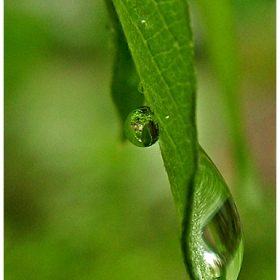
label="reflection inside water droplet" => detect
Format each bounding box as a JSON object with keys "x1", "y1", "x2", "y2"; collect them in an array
[
  {"x1": 202, "y1": 197, "x2": 243, "y2": 279},
  {"x1": 203, "y1": 251, "x2": 223, "y2": 278},
  {"x1": 124, "y1": 106, "x2": 159, "y2": 147}
]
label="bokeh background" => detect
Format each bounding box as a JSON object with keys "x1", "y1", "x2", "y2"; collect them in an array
[{"x1": 4, "y1": 0, "x2": 275, "y2": 279}]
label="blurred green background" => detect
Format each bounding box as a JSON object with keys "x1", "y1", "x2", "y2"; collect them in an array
[{"x1": 4, "y1": 0, "x2": 275, "y2": 279}]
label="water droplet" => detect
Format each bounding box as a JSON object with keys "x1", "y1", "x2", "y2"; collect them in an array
[
  {"x1": 165, "y1": 115, "x2": 170, "y2": 119},
  {"x1": 138, "y1": 82, "x2": 144, "y2": 94},
  {"x1": 185, "y1": 149, "x2": 244, "y2": 279},
  {"x1": 124, "y1": 106, "x2": 159, "y2": 147},
  {"x1": 140, "y1": 18, "x2": 146, "y2": 24},
  {"x1": 202, "y1": 197, "x2": 243, "y2": 279}
]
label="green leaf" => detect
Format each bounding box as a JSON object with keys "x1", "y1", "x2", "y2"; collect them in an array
[{"x1": 196, "y1": 0, "x2": 244, "y2": 173}]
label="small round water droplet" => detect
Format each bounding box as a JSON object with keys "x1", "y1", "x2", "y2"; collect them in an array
[
  {"x1": 165, "y1": 115, "x2": 170, "y2": 119},
  {"x1": 138, "y1": 82, "x2": 144, "y2": 94},
  {"x1": 140, "y1": 18, "x2": 146, "y2": 24},
  {"x1": 124, "y1": 106, "x2": 159, "y2": 147}
]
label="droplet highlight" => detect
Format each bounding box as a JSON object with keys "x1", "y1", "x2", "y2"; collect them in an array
[
  {"x1": 140, "y1": 18, "x2": 146, "y2": 24},
  {"x1": 124, "y1": 106, "x2": 159, "y2": 147}
]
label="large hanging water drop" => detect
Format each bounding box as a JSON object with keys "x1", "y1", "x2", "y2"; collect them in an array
[
  {"x1": 202, "y1": 197, "x2": 243, "y2": 279},
  {"x1": 185, "y1": 147, "x2": 244, "y2": 280},
  {"x1": 124, "y1": 106, "x2": 159, "y2": 147}
]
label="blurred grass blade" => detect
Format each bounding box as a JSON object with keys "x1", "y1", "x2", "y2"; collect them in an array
[
  {"x1": 106, "y1": 0, "x2": 144, "y2": 139},
  {"x1": 195, "y1": 0, "x2": 262, "y2": 203}
]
